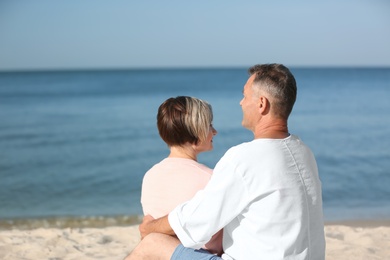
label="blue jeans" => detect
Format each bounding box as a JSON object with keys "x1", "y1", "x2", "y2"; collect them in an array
[{"x1": 171, "y1": 244, "x2": 223, "y2": 260}]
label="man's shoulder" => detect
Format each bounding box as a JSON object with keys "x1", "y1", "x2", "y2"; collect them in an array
[
  {"x1": 221, "y1": 141, "x2": 259, "y2": 161},
  {"x1": 225, "y1": 141, "x2": 251, "y2": 153},
  {"x1": 224, "y1": 135, "x2": 306, "y2": 157}
]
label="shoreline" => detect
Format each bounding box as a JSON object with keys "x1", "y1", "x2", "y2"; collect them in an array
[
  {"x1": 0, "y1": 216, "x2": 390, "y2": 232},
  {"x1": 325, "y1": 219, "x2": 390, "y2": 227},
  {"x1": 0, "y1": 215, "x2": 143, "y2": 230},
  {"x1": 1, "y1": 222, "x2": 390, "y2": 259},
  {"x1": 2, "y1": 214, "x2": 390, "y2": 230}
]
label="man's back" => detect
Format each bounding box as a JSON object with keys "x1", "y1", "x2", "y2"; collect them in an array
[
  {"x1": 219, "y1": 135, "x2": 325, "y2": 259},
  {"x1": 169, "y1": 134, "x2": 325, "y2": 259}
]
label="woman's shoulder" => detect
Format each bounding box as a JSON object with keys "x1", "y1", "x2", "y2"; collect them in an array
[{"x1": 145, "y1": 158, "x2": 212, "y2": 177}]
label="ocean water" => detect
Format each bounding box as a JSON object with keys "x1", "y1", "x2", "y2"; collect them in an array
[{"x1": 0, "y1": 67, "x2": 389, "y2": 228}]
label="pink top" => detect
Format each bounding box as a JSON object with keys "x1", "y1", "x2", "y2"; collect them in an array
[
  {"x1": 141, "y1": 157, "x2": 223, "y2": 254},
  {"x1": 141, "y1": 158, "x2": 213, "y2": 218}
]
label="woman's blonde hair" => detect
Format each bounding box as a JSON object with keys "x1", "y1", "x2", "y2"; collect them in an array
[{"x1": 157, "y1": 96, "x2": 213, "y2": 146}]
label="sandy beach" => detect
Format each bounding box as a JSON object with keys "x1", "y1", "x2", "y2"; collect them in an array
[{"x1": 1, "y1": 222, "x2": 389, "y2": 259}]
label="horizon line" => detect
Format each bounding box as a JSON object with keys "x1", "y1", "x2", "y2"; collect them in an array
[{"x1": 1, "y1": 64, "x2": 390, "y2": 73}]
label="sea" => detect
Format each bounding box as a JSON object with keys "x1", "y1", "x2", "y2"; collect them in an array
[{"x1": 1, "y1": 67, "x2": 389, "y2": 229}]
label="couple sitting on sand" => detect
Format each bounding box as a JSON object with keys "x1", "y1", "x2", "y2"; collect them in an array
[{"x1": 125, "y1": 64, "x2": 326, "y2": 259}]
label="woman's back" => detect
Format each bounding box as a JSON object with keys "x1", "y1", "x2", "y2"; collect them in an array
[{"x1": 141, "y1": 157, "x2": 212, "y2": 218}]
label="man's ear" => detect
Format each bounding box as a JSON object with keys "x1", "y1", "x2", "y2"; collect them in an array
[{"x1": 258, "y1": 96, "x2": 269, "y2": 114}]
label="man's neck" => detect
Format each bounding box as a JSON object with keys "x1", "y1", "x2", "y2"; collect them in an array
[{"x1": 253, "y1": 119, "x2": 289, "y2": 139}]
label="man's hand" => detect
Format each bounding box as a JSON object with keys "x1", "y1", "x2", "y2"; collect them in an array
[
  {"x1": 139, "y1": 215, "x2": 155, "y2": 240},
  {"x1": 138, "y1": 214, "x2": 176, "y2": 240}
]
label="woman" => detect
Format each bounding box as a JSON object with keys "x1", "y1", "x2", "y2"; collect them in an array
[{"x1": 141, "y1": 96, "x2": 222, "y2": 255}]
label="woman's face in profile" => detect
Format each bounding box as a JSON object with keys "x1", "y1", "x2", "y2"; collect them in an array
[{"x1": 196, "y1": 124, "x2": 217, "y2": 153}]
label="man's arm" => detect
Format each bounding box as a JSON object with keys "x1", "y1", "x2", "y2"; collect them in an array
[{"x1": 139, "y1": 214, "x2": 176, "y2": 239}]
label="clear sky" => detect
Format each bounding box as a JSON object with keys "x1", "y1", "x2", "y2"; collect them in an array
[{"x1": 0, "y1": 0, "x2": 389, "y2": 71}]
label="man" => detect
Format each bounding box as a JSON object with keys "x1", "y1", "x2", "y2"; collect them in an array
[{"x1": 126, "y1": 64, "x2": 326, "y2": 259}]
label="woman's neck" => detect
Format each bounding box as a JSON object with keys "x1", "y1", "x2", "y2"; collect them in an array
[{"x1": 168, "y1": 145, "x2": 197, "y2": 161}]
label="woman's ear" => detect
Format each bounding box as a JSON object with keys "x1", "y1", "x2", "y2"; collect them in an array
[{"x1": 191, "y1": 141, "x2": 201, "y2": 151}]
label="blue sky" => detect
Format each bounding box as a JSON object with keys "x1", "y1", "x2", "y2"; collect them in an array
[{"x1": 0, "y1": 0, "x2": 389, "y2": 71}]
